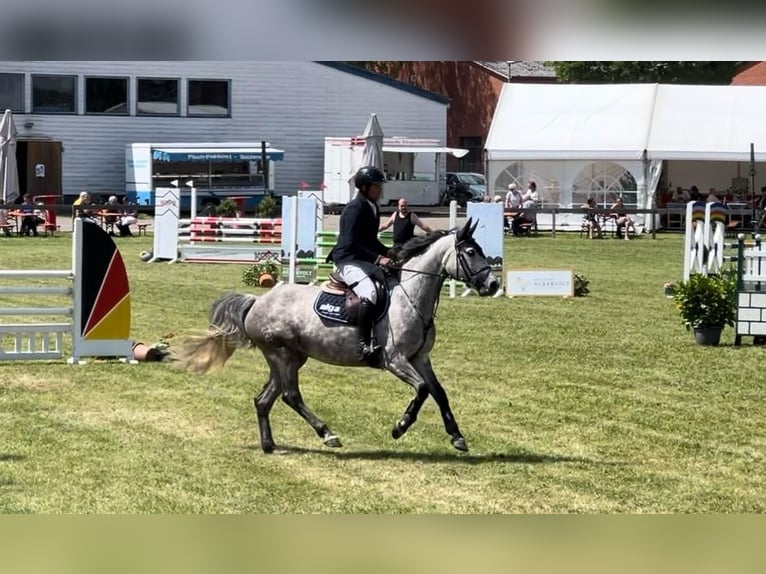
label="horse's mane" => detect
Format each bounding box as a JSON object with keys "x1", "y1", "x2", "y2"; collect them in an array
[{"x1": 396, "y1": 229, "x2": 451, "y2": 262}]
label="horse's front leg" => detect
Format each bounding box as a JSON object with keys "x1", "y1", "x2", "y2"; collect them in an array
[
  {"x1": 412, "y1": 357, "x2": 467, "y2": 452},
  {"x1": 385, "y1": 358, "x2": 431, "y2": 441}
]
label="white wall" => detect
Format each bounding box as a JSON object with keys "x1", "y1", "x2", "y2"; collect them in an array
[{"x1": 0, "y1": 61, "x2": 447, "y2": 197}]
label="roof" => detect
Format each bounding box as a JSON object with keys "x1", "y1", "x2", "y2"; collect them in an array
[
  {"x1": 486, "y1": 82, "x2": 766, "y2": 162},
  {"x1": 486, "y1": 83, "x2": 655, "y2": 161},
  {"x1": 316, "y1": 62, "x2": 450, "y2": 105},
  {"x1": 475, "y1": 61, "x2": 557, "y2": 80}
]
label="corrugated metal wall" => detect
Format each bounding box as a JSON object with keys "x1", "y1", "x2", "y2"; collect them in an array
[{"x1": 0, "y1": 61, "x2": 446, "y2": 197}]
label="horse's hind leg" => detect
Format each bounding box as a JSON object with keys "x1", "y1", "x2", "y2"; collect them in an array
[
  {"x1": 254, "y1": 373, "x2": 280, "y2": 453},
  {"x1": 267, "y1": 349, "x2": 342, "y2": 448}
]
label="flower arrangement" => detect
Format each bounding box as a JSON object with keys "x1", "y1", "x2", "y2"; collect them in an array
[{"x1": 242, "y1": 259, "x2": 281, "y2": 288}]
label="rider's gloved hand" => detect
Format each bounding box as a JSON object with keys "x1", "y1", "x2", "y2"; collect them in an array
[{"x1": 377, "y1": 256, "x2": 393, "y2": 267}]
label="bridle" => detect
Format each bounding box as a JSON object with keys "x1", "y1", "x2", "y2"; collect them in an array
[{"x1": 392, "y1": 235, "x2": 491, "y2": 290}]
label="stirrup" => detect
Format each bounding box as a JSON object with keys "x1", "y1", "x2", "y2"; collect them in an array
[{"x1": 358, "y1": 341, "x2": 384, "y2": 368}]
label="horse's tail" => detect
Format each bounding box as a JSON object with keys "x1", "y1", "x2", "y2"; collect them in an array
[{"x1": 172, "y1": 292, "x2": 257, "y2": 374}]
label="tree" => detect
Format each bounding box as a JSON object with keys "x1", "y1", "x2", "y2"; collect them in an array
[{"x1": 547, "y1": 62, "x2": 745, "y2": 85}]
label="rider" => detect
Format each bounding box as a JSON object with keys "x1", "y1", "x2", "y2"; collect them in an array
[{"x1": 327, "y1": 166, "x2": 393, "y2": 366}]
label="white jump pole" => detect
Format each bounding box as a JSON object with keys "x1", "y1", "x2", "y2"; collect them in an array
[
  {"x1": 288, "y1": 196, "x2": 298, "y2": 284},
  {"x1": 449, "y1": 200, "x2": 457, "y2": 299}
]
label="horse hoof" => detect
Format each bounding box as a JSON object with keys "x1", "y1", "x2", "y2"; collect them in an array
[
  {"x1": 391, "y1": 422, "x2": 405, "y2": 440},
  {"x1": 262, "y1": 443, "x2": 275, "y2": 454},
  {"x1": 452, "y1": 437, "x2": 469, "y2": 452},
  {"x1": 324, "y1": 435, "x2": 343, "y2": 448}
]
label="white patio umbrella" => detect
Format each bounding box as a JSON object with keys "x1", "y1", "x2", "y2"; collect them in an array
[
  {"x1": 0, "y1": 109, "x2": 20, "y2": 205},
  {"x1": 361, "y1": 112, "x2": 385, "y2": 170}
]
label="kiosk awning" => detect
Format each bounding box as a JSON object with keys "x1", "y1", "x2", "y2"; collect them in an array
[
  {"x1": 383, "y1": 145, "x2": 469, "y2": 158},
  {"x1": 152, "y1": 147, "x2": 285, "y2": 162}
]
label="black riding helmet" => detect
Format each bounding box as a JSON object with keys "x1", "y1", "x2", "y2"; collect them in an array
[{"x1": 354, "y1": 166, "x2": 386, "y2": 195}]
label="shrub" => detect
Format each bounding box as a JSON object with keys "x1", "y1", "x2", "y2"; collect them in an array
[
  {"x1": 672, "y1": 271, "x2": 737, "y2": 330},
  {"x1": 574, "y1": 273, "x2": 590, "y2": 297}
]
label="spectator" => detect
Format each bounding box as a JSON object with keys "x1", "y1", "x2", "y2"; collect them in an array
[
  {"x1": 118, "y1": 196, "x2": 138, "y2": 237},
  {"x1": 671, "y1": 186, "x2": 690, "y2": 203},
  {"x1": 706, "y1": 188, "x2": 721, "y2": 203},
  {"x1": 504, "y1": 183, "x2": 523, "y2": 232},
  {"x1": 581, "y1": 197, "x2": 601, "y2": 239},
  {"x1": 511, "y1": 181, "x2": 539, "y2": 236},
  {"x1": 74, "y1": 191, "x2": 95, "y2": 219},
  {"x1": 689, "y1": 185, "x2": 701, "y2": 201},
  {"x1": 19, "y1": 194, "x2": 42, "y2": 237},
  {"x1": 609, "y1": 193, "x2": 635, "y2": 240},
  {"x1": 0, "y1": 198, "x2": 12, "y2": 237},
  {"x1": 379, "y1": 198, "x2": 432, "y2": 250}
]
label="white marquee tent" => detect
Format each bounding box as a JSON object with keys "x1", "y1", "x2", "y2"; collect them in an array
[{"x1": 486, "y1": 83, "x2": 766, "y2": 229}]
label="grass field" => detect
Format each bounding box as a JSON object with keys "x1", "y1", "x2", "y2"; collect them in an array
[{"x1": 0, "y1": 230, "x2": 764, "y2": 513}]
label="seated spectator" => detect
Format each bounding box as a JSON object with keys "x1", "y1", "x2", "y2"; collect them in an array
[
  {"x1": 74, "y1": 191, "x2": 95, "y2": 220},
  {"x1": 706, "y1": 188, "x2": 721, "y2": 203},
  {"x1": 671, "y1": 186, "x2": 690, "y2": 203},
  {"x1": 504, "y1": 183, "x2": 523, "y2": 232},
  {"x1": 19, "y1": 194, "x2": 43, "y2": 237},
  {"x1": 688, "y1": 185, "x2": 701, "y2": 201},
  {"x1": 118, "y1": 196, "x2": 138, "y2": 237},
  {"x1": 609, "y1": 193, "x2": 635, "y2": 240},
  {"x1": 103, "y1": 195, "x2": 121, "y2": 234},
  {"x1": 0, "y1": 198, "x2": 12, "y2": 237},
  {"x1": 511, "y1": 181, "x2": 539, "y2": 236},
  {"x1": 581, "y1": 197, "x2": 601, "y2": 239}
]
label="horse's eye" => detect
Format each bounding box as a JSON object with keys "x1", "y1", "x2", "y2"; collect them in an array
[{"x1": 465, "y1": 247, "x2": 476, "y2": 256}]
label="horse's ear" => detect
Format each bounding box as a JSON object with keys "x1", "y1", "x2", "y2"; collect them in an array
[
  {"x1": 469, "y1": 219, "x2": 479, "y2": 237},
  {"x1": 457, "y1": 218, "x2": 472, "y2": 242}
]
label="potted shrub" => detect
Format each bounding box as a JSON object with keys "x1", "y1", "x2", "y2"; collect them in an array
[
  {"x1": 215, "y1": 198, "x2": 239, "y2": 218},
  {"x1": 672, "y1": 271, "x2": 737, "y2": 346},
  {"x1": 242, "y1": 259, "x2": 281, "y2": 288}
]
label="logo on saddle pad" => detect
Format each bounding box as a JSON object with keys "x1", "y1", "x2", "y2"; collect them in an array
[
  {"x1": 313, "y1": 287, "x2": 390, "y2": 325},
  {"x1": 318, "y1": 302, "x2": 342, "y2": 314}
]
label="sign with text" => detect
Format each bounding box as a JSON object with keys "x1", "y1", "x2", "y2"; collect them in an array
[
  {"x1": 506, "y1": 269, "x2": 574, "y2": 297},
  {"x1": 152, "y1": 187, "x2": 180, "y2": 262}
]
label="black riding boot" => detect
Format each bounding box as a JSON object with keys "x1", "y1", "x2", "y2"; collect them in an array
[{"x1": 357, "y1": 298, "x2": 383, "y2": 368}]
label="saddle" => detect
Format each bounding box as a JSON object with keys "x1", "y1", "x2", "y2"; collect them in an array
[{"x1": 313, "y1": 272, "x2": 389, "y2": 325}]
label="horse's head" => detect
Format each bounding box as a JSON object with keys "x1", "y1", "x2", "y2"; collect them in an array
[{"x1": 451, "y1": 218, "x2": 500, "y2": 296}]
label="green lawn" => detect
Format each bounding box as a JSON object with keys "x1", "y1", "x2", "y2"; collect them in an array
[{"x1": 0, "y1": 231, "x2": 764, "y2": 513}]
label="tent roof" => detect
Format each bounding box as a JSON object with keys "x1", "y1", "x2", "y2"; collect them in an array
[
  {"x1": 486, "y1": 83, "x2": 766, "y2": 163},
  {"x1": 486, "y1": 83, "x2": 656, "y2": 161},
  {"x1": 648, "y1": 84, "x2": 766, "y2": 161}
]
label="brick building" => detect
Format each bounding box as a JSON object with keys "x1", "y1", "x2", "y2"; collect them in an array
[{"x1": 731, "y1": 62, "x2": 766, "y2": 85}]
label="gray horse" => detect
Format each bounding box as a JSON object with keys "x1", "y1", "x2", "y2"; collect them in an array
[{"x1": 173, "y1": 218, "x2": 499, "y2": 453}]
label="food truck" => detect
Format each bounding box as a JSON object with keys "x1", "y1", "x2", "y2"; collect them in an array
[
  {"x1": 322, "y1": 136, "x2": 468, "y2": 211},
  {"x1": 125, "y1": 142, "x2": 285, "y2": 210}
]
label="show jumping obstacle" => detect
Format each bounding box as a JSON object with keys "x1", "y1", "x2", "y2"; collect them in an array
[
  {"x1": 681, "y1": 200, "x2": 766, "y2": 345},
  {"x1": 0, "y1": 218, "x2": 133, "y2": 363}
]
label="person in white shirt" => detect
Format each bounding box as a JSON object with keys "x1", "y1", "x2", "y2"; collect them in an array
[
  {"x1": 671, "y1": 187, "x2": 690, "y2": 203},
  {"x1": 511, "y1": 181, "x2": 540, "y2": 236},
  {"x1": 505, "y1": 183, "x2": 523, "y2": 210},
  {"x1": 522, "y1": 181, "x2": 539, "y2": 209}
]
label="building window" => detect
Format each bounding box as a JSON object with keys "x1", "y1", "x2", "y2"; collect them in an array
[
  {"x1": 0, "y1": 73, "x2": 24, "y2": 113},
  {"x1": 85, "y1": 77, "x2": 129, "y2": 114},
  {"x1": 459, "y1": 136, "x2": 483, "y2": 172},
  {"x1": 32, "y1": 75, "x2": 77, "y2": 113},
  {"x1": 187, "y1": 79, "x2": 230, "y2": 117},
  {"x1": 137, "y1": 78, "x2": 179, "y2": 115}
]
